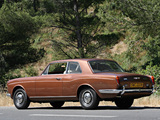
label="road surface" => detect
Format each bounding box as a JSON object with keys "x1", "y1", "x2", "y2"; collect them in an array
[{"x1": 0, "y1": 106, "x2": 160, "y2": 120}]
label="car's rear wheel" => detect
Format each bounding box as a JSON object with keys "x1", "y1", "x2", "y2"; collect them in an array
[
  {"x1": 50, "y1": 101, "x2": 65, "y2": 108},
  {"x1": 79, "y1": 88, "x2": 99, "y2": 109},
  {"x1": 13, "y1": 88, "x2": 30, "y2": 109},
  {"x1": 115, "y1": 98, "x2": 134, "y2": 109}
]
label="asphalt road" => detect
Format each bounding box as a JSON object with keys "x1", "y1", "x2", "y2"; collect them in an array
[{"x1": 0, "y1": 106, "x2": 160, "y2": 120}]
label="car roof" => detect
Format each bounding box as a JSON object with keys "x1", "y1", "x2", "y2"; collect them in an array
[{"x1": 49, "y1": 58, "x2": 114, "y2": 63}]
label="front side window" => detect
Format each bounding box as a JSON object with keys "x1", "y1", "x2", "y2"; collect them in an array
[
  {"x1": 42, "y1": 62, "x2": 67, "y2": 75},
  {"x1": 66, "y1": 62, "x2": 82, "y2": 74},
  {"x1": 89, "y1": 60, "x2": 124, "y2": 73}
]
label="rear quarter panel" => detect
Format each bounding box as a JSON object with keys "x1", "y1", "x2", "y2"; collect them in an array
[{"x1": 62, "y1": 74, "x2": 118, "y2": 99}]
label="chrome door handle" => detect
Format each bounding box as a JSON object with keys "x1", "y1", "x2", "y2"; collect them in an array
[{"x1": 56, "y1": 78, "x2": 62, "y2": 80}]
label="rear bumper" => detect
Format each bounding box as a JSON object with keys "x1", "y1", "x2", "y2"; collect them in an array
[{"x1": 99, "y1": 85, "x2": 154, "y2": 95}]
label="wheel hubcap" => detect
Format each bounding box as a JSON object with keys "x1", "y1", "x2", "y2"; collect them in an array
[
  {"x1": 16, "y1": 92, "x2": 24, "y2": 105},
  {"x1": 83, "y1": 91, "x2": 92, "y2": 104}
]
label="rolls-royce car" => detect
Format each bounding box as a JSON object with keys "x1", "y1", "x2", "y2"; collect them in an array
[{"x1": 7, "y1": 59, "x2": 155, "y2": 109}]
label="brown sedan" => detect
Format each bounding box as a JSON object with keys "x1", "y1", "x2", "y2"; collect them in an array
[{"x1": 7, "y1": 59, "x2": 155, "y2": 109}]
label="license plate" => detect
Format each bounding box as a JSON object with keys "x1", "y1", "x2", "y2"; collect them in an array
[{"x1": 130, "y1": 83, "x2": 143, "y2": 88}]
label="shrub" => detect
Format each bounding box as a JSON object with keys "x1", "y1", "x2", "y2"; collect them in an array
[{"x1": 137, "y1": 63, "x2": 160, "y2": 91}]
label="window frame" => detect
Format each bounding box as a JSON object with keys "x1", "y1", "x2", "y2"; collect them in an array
[
  {"x1": 41, "y1": 61, "x2": 82, "y2": 75},
  {"x1": 66, "y1": 61, "x2": 82, "y2": 74},
  {"x1": 88, "y1": 60, "x2": 125, "y2": 73},
  {"x1": 42, "y1": 62, "x2": 68, "y2": 75}
]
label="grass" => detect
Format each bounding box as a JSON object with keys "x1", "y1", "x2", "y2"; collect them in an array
[
  {"x1": 0, "y1": 93, "x2": 13, "y2": 107},
  {"x1": 132, "y1": 94, "x2": 160, "y2": 107},
  {"x1": 0, "y1": 93, "x2": 160, "y2": 107}
]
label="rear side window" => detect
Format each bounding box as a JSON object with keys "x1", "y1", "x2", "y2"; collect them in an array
[{"x1": 66, "y1": 62, "x2": 82, "y2": 74}]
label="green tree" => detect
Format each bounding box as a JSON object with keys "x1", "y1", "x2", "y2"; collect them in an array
[
  {"x1": 98, "y1": 0, "x2": 160, "y2": 57},
  {"x1": 49, "y1": 0, "x2": 121, "y2": 58},
  {"x1": 0, "y1": 2, "x2": 44, "y2": 67},
  {"x1": 99, "y1": 0, "x2": 160, "y2": 35},
  {"x1": 98, "y1": 0, "x2": 160, "y2": 82},
  {"x1": 0, "y1": 53, "x2": 6, "y2": 85},
  {"x1": 112, "y1": 0, "x2": 160, "y2": 65},
  {"x1": 0, "y1": 2, "x2": 45, "y2": 86}
]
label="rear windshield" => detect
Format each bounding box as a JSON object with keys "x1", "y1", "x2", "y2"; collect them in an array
[{"x1": 88, "y1": 60, "x2": 124, "y2": 73}]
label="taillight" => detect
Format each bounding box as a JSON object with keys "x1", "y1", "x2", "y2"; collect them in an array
[
  {"x1": 116, "y1": 76, "x2": 120, "y2": 85},
  {"x1": 151, "y1": 76, "x2": 155, "y2": 84}
]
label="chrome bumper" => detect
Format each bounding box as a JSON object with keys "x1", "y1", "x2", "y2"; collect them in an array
[
  {"x1": 6, "y1": 93, "x2": 11, "y2": 97},
  {"x1": 99, "y1": 85, "x2": 154, "y2": 95}
]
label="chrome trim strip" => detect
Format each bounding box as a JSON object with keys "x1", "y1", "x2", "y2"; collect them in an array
[
  {"x1": 99, "y1": 89, "x2": 122, "y2": 94},
  {"x1": 99, "y1": 89, "x2": 153, "y2": 94},
  {"x1": 125, "y1": 89, "x2": 153, "y2": 92},
  {"x1": 30, "y1": 96, "x2": 77, "y2": 99}
]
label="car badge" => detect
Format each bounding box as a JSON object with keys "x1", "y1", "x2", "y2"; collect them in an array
[{"x1": 124, "y1": 78, "x2": 128, "y2": 80}]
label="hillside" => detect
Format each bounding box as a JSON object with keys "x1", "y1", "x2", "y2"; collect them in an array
[{"x1": 0, "y1": 0, "x2": 160, "y2": 89}]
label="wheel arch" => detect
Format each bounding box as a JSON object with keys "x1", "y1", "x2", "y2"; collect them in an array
[
  {"x1": 11, "y1": 85, "x2": 25, "y2": 98},
  {"x1": 77, "y1": 84, "x2": 99, "y2": 98}
]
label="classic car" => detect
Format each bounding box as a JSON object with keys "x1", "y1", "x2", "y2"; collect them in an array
[{"x1": 7, "y1": 59, "x2": 155, "y2": 109}]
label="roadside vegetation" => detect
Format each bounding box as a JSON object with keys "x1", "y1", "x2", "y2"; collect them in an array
[{"x1": 0, "y1": 0, "x2": 160, "y2": 106}]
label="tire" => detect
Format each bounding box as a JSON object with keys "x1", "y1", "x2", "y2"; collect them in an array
[
  {"x1": 50, "y1": 101, "x2": 65, "y2": 109},
  {"x1": 79, "y1": 88, "x2": 99, "y2": 110},
  {"x1": 115, "y1": 98, "x2": 134, "y2": 109},
  {"x1": 13, "y1": 89, "x2": 30, "y2": 109}
]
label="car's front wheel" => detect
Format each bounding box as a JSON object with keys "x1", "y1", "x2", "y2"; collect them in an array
[
  {"x1": 79, "y1": 88, "x2": 99, "y2": 109},
  {"x1": 115, "y1": 98, "x2": 134, "y2": 109},
  {"x1": 13, "y1": 88, "x2": 30, "y2": 109},
  {"x1": 50, "y1": 101, "x2": 65, "y2": 108}
]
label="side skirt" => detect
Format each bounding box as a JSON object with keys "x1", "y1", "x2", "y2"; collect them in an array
[{"x1": 29, "y1": 96, "x2": 78, "y2": 102}]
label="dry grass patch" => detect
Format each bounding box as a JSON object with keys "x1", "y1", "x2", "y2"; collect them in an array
[
  {"x1": 100, "y1": 95, "x2": 160, "y2": 107},
  {"x1": 0, "y1": 93, "x2": 13, "y2": 107},
  {"x1": 133, "y1": 95, "x2": 160, "y2": 107}
]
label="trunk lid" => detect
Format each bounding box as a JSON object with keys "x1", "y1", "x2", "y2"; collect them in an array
[{"x1": 96, "y1": 72, "x2": 153, "y2": 89}]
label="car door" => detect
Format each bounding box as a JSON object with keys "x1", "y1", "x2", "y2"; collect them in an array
[
  {"x1": 62, "y1": 62, "x2": 82, "y2": 97},
  {"x1": 35, "y1": 62, "x2": 67, "y2": 97}
]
